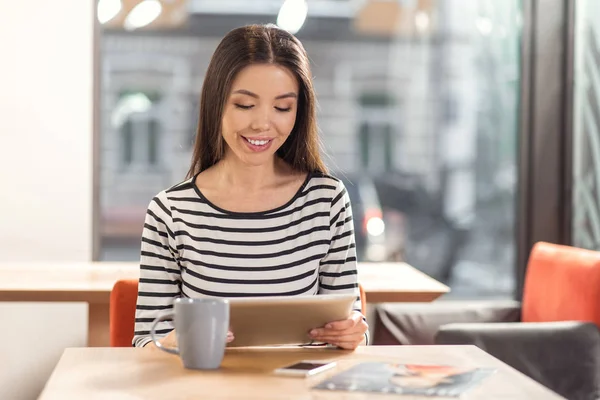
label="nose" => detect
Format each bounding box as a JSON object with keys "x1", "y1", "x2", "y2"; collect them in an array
[{"x1": 250, "y1": 109, "x2": 271, "y2": 132}]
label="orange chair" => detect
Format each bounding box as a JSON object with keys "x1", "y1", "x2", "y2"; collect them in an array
[
  {"x1": 110, "y1": 280, "x2": 369, "y2": 347},
  {"x1": 434, "y1": 242, "x2": 600, "y2": 399},
  {"x1": 522, "y1": 241, "x2": 600, "y2": 327},
  {"x1": 359, "y1": 283, "x2": 367, "y2": 316},
  {"x1": 109, "y1": 279, "x2": 139, "y2": 347}
]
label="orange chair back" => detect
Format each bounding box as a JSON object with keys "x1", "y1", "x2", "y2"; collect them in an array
[
  {"x1": 109, "y1": 279, "x2": 139, "y2": 347},
  {"x1": 522, "y1": 241, "x2": 600, "y2": 328},
  {"x1": 359, "y1": 283, "x2": 367, "y2": 315},
  {"x1": 109, "y1": 279, "x2": 368, "y2": 347}
]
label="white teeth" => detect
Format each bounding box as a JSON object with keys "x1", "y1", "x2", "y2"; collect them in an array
[{"x1": 247, "y1": 138, "x2": 269, "y2": 146}]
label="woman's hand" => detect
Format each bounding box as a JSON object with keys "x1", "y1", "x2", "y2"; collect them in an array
[
  {"x1": 308, "y1": 311, "x2": 368, "y2": 350},
  {"x1": 226, "y1": 330, "x2": 235, "y2": 343},
  {"x1": 145, "y1": 329, "x2": 235, "y2": 349},
  {"x1": 145, "y1": 329, "x2": 177, "y2": 350}
]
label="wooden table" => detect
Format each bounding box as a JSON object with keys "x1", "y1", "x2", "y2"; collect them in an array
[
  {"x1": 38, "y1": 345, "x2": 563, "y2": 399},
  {"x1": 0, "y1": 262, "x2": 448, "y2": 346},
  {"x1": 358, "y1": 262, "x2": 449, "y2": 303}
]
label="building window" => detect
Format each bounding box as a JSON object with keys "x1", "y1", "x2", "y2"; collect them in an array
[
  {"x1": 122, "y1": 119, "x2": 134, "y2": 165},
  {"x1": 358, "y1": 92, "x2": 396, "y2": 173},
  {"x1": 148, "y1": 119, "x2": 159, "y2": 166},
  {"x1": 114, "y1": 91, "x2": 162, "y2": 170},
  {"x1": 359, "y1": 122, "x2": 394, "y2": 173}
]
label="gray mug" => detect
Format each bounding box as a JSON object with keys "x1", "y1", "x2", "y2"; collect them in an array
[{"x1": 150, "y1": 297, "x2": 230, "y2": 370}]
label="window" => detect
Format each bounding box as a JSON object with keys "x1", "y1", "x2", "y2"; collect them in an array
[
  {"x1": 359, "y1": 122, "x2": 394, "y2": 173},
  {"x1": 97, "y1": 0, "x2": 522, "y2": 299},
  {"x1": 121, "y1": 119, "x2": 134, "y2": 166},
  {"x1": 113, "y1": 91, "x2": 162, "y2": 170},
  {"x1": 148, "y1": 119, "x2": 159, "y2": 166},
  {"x1": 573, "y1": 0, "x2": 600, "y2": 249},
  {"x1": 359, "y1": 93, "x2": 396, "y2": 173}
]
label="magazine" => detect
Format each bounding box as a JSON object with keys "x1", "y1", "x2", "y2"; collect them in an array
[{"x1": 312, "y1": 362, "x2": 496, "y2": 397}]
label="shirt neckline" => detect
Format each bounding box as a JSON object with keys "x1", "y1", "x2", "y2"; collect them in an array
[{"x1": 192, "y1": 172, "x2": 314, "y2": 216}]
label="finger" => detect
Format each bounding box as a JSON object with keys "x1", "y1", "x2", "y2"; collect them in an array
[
  {"x1": 313, "y1": 321, "x2": 353, "y2": 334},
  {"x1": 310, "y1": 325, "x2": 355, "y2": 337},
  {"x1": 324, "y1": 311, "x2": 363, "y2": 330},
  {"x1": 323, "y1": 319, "x2": 354, "y2": 331},
  {"x1": 312, "y1": 333, "x2": 363, "y2": 343},
  {"x1": 329, "y1": 340, "x2": 361, "y2": 350},
  {"x1": 311, "y1": 323, "x2": 367, "y2": 338}
]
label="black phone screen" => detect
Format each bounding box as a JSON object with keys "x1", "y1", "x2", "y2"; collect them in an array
[{"x1": 283, "y1": 362, "x2": 329, "y2": 371}]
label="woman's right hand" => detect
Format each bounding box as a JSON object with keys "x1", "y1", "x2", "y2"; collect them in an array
[{"x1": 145, "y1": 329, "x2": 234, "y2": 349}]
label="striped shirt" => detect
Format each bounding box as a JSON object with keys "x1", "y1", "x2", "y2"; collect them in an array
[{"x1": 133, "y1": 172, "x2": 363, "y2": 347}]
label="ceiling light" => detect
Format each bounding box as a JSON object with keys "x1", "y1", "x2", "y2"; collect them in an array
[
  {"x1": 97, "y1": 0, "x2": 122, "y2": 24},
  {"x1": 124, "y1": 0, "x2": 163, "y2": 31},
  {"x1": 277, "y1": 0, "x2": 308, "y2": 35},
  {"x1": 414, "y1": 11, "x2": 429, "y2": 33}
]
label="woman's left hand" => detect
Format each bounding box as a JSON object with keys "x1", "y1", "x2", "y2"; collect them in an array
[{"x1": 308, "y1": 311, "x2": 368, "y2": 350}]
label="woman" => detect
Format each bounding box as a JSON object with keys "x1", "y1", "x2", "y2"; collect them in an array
[{"x1": 134, "y1": 24, "x2": 368, "y2": 350}]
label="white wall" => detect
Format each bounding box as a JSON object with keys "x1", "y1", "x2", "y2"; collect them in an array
[
  {"x1": 0, "y1": 0, "x2": 94, "y2": 262},
  {"x1": 0, "y1": 1, "x2": 95, "y2": 399},
  {"x1": 0, "y1": 303, "x2": 88, "y2": 400}
]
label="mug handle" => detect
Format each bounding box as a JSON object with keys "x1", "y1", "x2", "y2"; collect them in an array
[{"x1": 150, "y1": 312, "x2": 179, "y2": 355}]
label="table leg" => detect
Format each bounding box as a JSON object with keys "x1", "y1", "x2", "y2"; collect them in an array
[{"x1": 88, "y1": 303, "x2": 110, "y2": 347}]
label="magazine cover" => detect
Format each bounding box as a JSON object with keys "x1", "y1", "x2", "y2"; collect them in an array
[{"x1": 312, "y1": 362, "x2": 496, "y2": 397}]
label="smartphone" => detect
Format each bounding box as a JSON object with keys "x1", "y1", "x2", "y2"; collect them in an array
[{"x1": 274, "y1": 361, "x2": 337, "y2": 377}]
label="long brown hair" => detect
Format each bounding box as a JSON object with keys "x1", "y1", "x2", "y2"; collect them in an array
[{"x1": 186, "y1": 24, "x2": 328, "y2": 178}]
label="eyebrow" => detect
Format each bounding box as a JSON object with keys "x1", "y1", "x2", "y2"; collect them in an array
[{"x1": 232, "y1": 89, "x2": 297, "y2": 100}]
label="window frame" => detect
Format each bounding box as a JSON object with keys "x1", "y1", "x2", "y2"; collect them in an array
[{"x1": 516, "y1": 0, "x2": 575, "y2": 299}]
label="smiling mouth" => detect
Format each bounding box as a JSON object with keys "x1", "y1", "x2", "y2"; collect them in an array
[
  {"x1": 241, "y1": 136, "x2": 274, "y2": 152},
  {"x1": 243, "y1": 137, "x2": 272, "y2": 146}
]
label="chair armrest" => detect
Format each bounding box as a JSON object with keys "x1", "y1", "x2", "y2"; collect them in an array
[
  {"x1": 435, "y1": 321, "x2": 600, "y2": 400},
  {"x1": 371, "y1": 300, "x2": 521, "y2": 345}
]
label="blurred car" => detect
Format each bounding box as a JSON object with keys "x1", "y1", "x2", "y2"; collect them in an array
[{"x1": 339, "y1": 174, "x2": 388, "y2": 262}]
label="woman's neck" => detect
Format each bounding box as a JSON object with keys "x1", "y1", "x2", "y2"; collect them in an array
[{"x1": 216, "y1": 154, "x2": 286, "y2": 192}]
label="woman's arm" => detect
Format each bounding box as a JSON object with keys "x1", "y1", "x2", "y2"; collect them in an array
[
  {"x1": 133, "y1": 191, "x2": 182, "y2": 348},
  {"x1": 315, "y1": 179, "x2": 369, "y2": 348},
  {"x1": 318, "y1": 180, "x2": 361, "y2": 311}
]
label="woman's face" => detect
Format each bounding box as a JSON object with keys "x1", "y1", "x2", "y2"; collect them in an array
[{"x1": 221, "y1": 63, "x2": 299, "y2": 167}]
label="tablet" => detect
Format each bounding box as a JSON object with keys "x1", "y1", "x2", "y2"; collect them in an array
[{"x1": 226, "y1": 294, "x2": 356, "y2": 347}]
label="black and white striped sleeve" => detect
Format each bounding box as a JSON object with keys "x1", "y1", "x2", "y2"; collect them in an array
[
  {"x1": 133, "y1": 191, "x2": 182, "y2": 347},
  {"x1": 318, "y1": 180, "x2": 361, "y2": 313}
]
